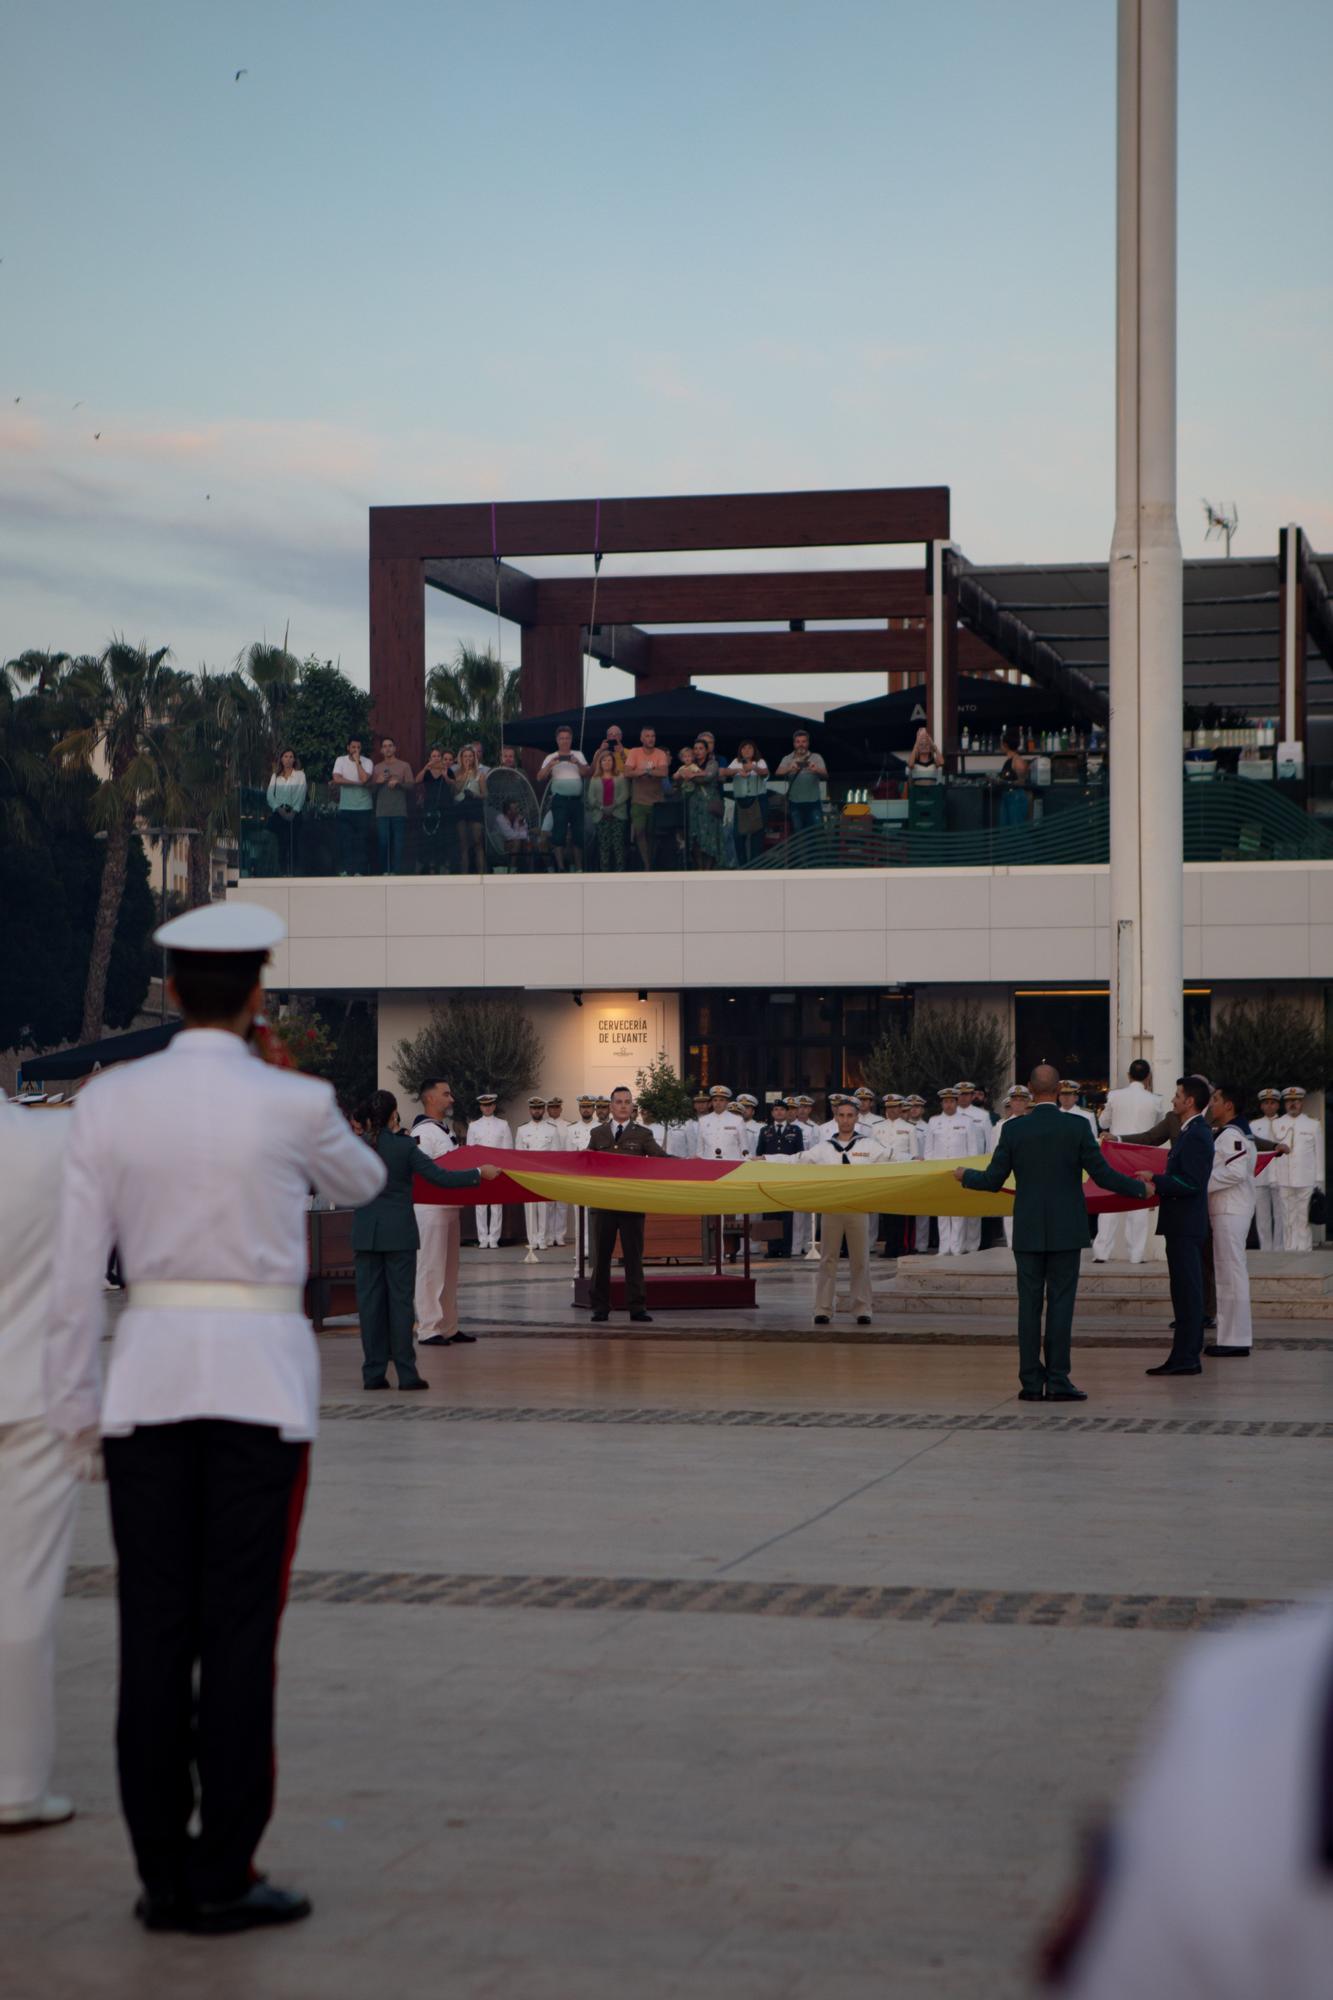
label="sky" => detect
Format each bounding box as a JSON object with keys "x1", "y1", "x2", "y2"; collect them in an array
[{"x1": 2, "y1": 0, "x2": 1329, "y2": 711}]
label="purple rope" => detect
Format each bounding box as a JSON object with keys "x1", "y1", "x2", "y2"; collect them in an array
[
  {"x1": 594, "y1": 497, "x2": 601, "y2": 558},
  {"x1": 490, "y1": 500, "x2": 498, "y2": 560}
]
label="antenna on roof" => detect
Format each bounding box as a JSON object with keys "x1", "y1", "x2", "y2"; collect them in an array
[{"x1": 1202, "y1": 499, "x2": 1238, "y2": 558}]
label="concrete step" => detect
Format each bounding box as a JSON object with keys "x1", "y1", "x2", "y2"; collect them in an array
[
  {"x1": 883, "y1": 1287, "x2": 1333, "y2": 1322},
  {"x1": 891, "y1": 1275, "x2": 1332, "y2": 1304}
]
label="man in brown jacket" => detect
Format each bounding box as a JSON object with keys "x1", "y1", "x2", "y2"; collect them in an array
[{"x1": 587, "y1": 1085, "x2": 667, "y2": 1323}]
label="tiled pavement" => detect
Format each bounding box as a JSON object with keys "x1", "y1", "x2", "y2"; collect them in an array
[{"x1": 7, "y1": 1256, "x2": 1333, "y2": 1999}]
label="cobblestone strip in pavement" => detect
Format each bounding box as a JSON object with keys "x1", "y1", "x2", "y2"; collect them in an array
[
  {"x1": 64, "y1": 1562, "x2": 1287, "y2": 1630},
  {"x1": 447, "y1": 1323, "x2": 1333, "y2": 1349},
  {"x1": 317, "y1": 1401, "x2": 1333, "y2": 1439}
]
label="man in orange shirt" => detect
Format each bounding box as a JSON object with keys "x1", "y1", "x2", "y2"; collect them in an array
[{"x1": 622, "y1": 726, "x2": 669, "y2": 870}]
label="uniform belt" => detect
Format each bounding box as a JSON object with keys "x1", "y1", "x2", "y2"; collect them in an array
[{"x1": 126, "y1": 1281, "x2": 304, "y2": 1313}]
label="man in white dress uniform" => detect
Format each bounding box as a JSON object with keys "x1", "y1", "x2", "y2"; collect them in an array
[
  {"x1": 1093, "y1": 1061, "x2": 1163, "y2": 1264},
  {"x1": 925, "y1": 1087, "x2": 984, "y2": 1254},
  {"x1": 43, "y1": 903, "x2": 384, "y2": 1935},
  {"x1": 1059, "y1": 1080, "x2": 1100, "y2": 1136},
  {"x1": 790, "y1": 1095, "x2": 819, "y2": 1257},
  {"x1": 1273, "y1": 1085, "x2": 1322, "y2": 1253},
  {"x1": 514, "y1": 1097, "x2": 560, "y2": 1254},
  {"x1": 955, "y1": 1081, "x2": 993, "y2": 1252},
  {"x1": 466, "y1": 1090, "x2": 511, "y2": 1249},
  {"x1": 1203, "y1": 1082, "x2": 1257, "y2": 1358},
  {"x1": 0, "y1": 1097, "x2": 84, "y2": 1832},
  {"x1": 411, "y1": 1078, "x2": 469, "y2": 1347},
  {"x1": 544, "y1": 1094, "x2": 572, "y2": 1247},
  {"x1": 805, "y1": 1101, "x2": 889, "y2": 1324},
  {"x1": 1250, "y1": 1086, "x2": 1282, "y2": 1250}
]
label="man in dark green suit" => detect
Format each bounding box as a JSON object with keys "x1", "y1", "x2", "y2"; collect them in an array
[{"x1": 958, "y1": 1063, "x2": 1150, "y2": 1401}]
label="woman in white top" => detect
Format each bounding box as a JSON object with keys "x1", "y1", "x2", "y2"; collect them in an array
[
  {"x1": 265, "y1": 749, "x2": 307, "y2": 875},
  {"x1": 451, "y1": 746, "x2": 488, "y2": 875},
  {"x1": 724, "y1": 740, "x2": 770, "y2": 866}
]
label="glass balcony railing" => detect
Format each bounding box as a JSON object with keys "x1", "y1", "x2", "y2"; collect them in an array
[{"x1": 238, "y1": 772, "x2": 1333, "y2": 880}]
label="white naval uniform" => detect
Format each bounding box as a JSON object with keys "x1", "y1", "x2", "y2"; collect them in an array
[
  {"x1": 411, "y1": 1116, "x2": 463, "y2": 1339},
  {"x1": 805, "y1": 1134, "x2": 890, "y2": 1318},
  {"x1": 1251, "y1": 1115, "x2": 1280, "y2": 1250},
  {"x1": 546, "y1": 1118, "x2": 575, "y2": 1245},
  {"x1": 791, "y1": 1118, "x2": 819, "y2": 1255},
  {"x1": 1207, "y1": 1121, "x2": 1257, "y2": 1352},
  {"x1": 1272, "y1": 1111, "x2": 1322, "y2": 1253},
  {"x1": 466, "y1": 1112, "x2": 513, "y2": 1248},
  {"x1": 1063, "y1": 1602, "x2": 1333, "y2": 1999},
  {"x1": 925, "y1": 1110, "x2": 984, "y2": 1254},
  {"x1": 906, "y1": 1119, "x2": 931, "y2": 1250},
  {"x1": 697, "y1": 1110, "x2": 746, "y2": 1161},
  {"x1": 640, "y1": 1120, "x2": 666, "y2": 1149},
  {"x1": 44, "y1": 1029, "x2": 385, "y2": 1443},
  {"x1": 566, "y1": 1118, "x2": 597, "y2": 1261},
  {"x1": 665, "y1": 1121, "x2": 696, "y2": 1160},
  {"x1": 514, "y1": 1118, "x2": 559, "y2": 1248},
  {"x1": 738, "y1": 1117, "x2": 761, "y2": 1159},
  {"x1": 1063, "y1": 1104, "x2": 1100, "y2": 1138},
  {"x1": 960, "y1": 1105, "x2": 994, "y2": 1251},
  {"x1": 1094, "y1": 1082, "x2": 1164, "y2": 1263},
  {"x1": 0, "y1": 1103, "x2": 79, "y2": 1813}
]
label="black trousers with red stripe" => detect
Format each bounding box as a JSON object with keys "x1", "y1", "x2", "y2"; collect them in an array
[{"x1": 102, "y1": 1419, "x2": 308, "y2": 1905}]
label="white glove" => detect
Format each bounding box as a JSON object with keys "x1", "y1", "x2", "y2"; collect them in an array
[{"x1": 62, "y1": 1427, "x2": 105, "y2": 1483}]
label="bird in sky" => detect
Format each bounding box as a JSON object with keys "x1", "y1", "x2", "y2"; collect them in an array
[
  {"x1": 12, "y1": 396, "x2": 19, "y2": 404},
  {"x1": 72, "y1": 400, "x2": 84, "y2": 409},
  {"x1": 234, "y1": 68, "x2": 247, "y2": 81},
  {"x1": 93, "y1": 431, "x2": 101, "y2": 441}
]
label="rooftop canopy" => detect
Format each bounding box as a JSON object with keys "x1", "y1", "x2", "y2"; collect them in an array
[{"x1": 501, "y1": 686, "x2": 867, "y2": 765}]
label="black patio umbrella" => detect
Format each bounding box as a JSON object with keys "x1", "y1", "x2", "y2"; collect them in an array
[
  {"x1": 17, "y1": 1017, "x2": 184, "y2": 1087},
  {"x1": 503, "y1": 687, "x2": 855, "y2": 766}
]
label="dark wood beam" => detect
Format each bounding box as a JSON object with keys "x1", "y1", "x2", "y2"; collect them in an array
[
  {"x1": 532, "y1": 567, "x2": 929, "y2": 625},
  {"x1": 644, "y1": 631, "x2": 922, "y2": 676},
  {"x1": 424, "y1": 557, "x2": 537, "y2": 623},
  {"x1": 520, "y1": 626, "x2": 584, "y2": 718},
  {"x1": 369, "y1": 557, "x2": 425, "y2": 769},
  {"x1": 371, "y1": 487, "x2": 950, "y2": 561}
]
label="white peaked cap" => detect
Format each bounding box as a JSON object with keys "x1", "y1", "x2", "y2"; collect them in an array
[{"x1": 154, "y1": 902, "x2": 286, "y2": 952}]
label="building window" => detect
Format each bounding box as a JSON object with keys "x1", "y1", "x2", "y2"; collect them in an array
[{"x1": 683, "y1": 990, "x2": 912, "y2": 1098}]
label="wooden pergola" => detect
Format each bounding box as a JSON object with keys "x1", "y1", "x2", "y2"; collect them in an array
[{"x1": 368, "y1": 485, "x2": 977, "y2": 769}]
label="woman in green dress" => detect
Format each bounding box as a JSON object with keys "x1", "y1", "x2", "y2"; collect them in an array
[{"x1": 678, "y1": 738, "x2": 723, "y2": 869}]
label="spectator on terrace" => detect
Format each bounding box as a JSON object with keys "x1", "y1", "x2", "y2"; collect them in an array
[
  {"x1": 372, "y1": 736, "x2": 415, "y2": 876},
  {"x1": 266, "y1": 748, "x2": 306, "y2": 876},
  {"x1": 415, "y1": 746, "x2": 456, "y2": 875},
  {"x1": 998, "y1": 731, "x2": 1031, "y2": 825},
  {"x1": 623, "y1": 726, "x2": 669, "y2": 870},
  {"x1": 496, "y1": 744, "x2": 518, "y2": 770},
  {"x1": 538, "y1": 726, "x2": 589, "y2": 873},
  {"x1": 498, "y1": 798, "x2": 532, "y2": 870},
  {"x1": 586, "y1": 749, "x2": 629, "y2": 871},
  {"x1": 593, "y1": 724, "x2": 628, "y2": 775},
  {"x1": 908, "y1": 726, "x2": 944, "y2": 775},
  {"x1": 725, "y1": 740, "x2": 769, "y2": 866},
  {"x1": 677, "y1": 739, "x2": 723, "y2": 869},
  {"x1": 777, "y1": 729, "x2": 828, "y2": 838},
  {"x1": 331, "y1": 734, "x2": 374, "y2": 876},
  {"x1": 451, "y1": 745, "x2": 487, "y2": 874}
]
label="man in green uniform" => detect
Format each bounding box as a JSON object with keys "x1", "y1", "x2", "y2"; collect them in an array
[{"x1": 957, "y1": 1063, "x2": 1149, "y2": 1401}]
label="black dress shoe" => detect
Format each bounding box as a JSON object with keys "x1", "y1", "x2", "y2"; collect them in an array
[
  {"x1": 363, "y1": 1379, "x2": 390, "y2": 1391},
  {"x1": 448, "y1": 1332, "x2": 477, "y2": 1344},
  {"x1": 418, "y1": 1335, "x2": 449, "y2": 1346},
  {"x1": 1145, "y1": 1361, "x2": 1203, "y2": 1376},
  {"x1": 398, "y1": 1378, "x2": 430, "y2": 1391},
  {"x1": 813, "y1": 1313, "x2": 830, "y2": 1326},
  {"x1": 134, "y1": 1891, "x2": 189, "y2": 1932},
  {"x1": 1202, "y1": 1317, "x2": 1217, "y2": 1330},
  {"x1": 1017, "y1": 1389, "x2": 1045, "y2": 1401},
  {"x1": 1204, "y1": 1343, "x2": 1250, "y2": 1358},
  {"x1": 589, "y1": 1310, "x2": 609, "y2": 1323},
  {"x1": 185, "y1": 1882, "x2": 313, "y2": 1935},
  {"x1": 629, "y1": 1310, "x2": 652, "y2": 1323},
  {"x1": 1045, "y1": 1385, "x2": 1088, "y2": 1401},
  {"x1": 855, "y1": 1314, "x2": 873, "y2": 1326}
]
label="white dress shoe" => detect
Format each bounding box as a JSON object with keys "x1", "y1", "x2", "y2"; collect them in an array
[{"x1": 0, "y1": 1795, "x2": 75, "y2": 1831}]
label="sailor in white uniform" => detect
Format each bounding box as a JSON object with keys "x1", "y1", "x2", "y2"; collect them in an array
[
  {"x1": 1272, "y1": 1085, "x2": 1322, "y2": 1254},
  {"x1": 1058, "y1": 1079, "x2": 1100, "y2": 1137},
  {"x1": 904, "y1": 1094, "x2": 931, "y2": 1252},
  {"x1": 669, "y1": 1093, "x2": 711, "y2": 1160},
  {"x1": 43, "y1": 902, "x2": 385, "y2": 1934},
  {"x1": 805, "y1": 1100, "x2": 890, "y2": 1323},
  {"x1": 514, "y1": 1097, "x2": 560, "y2": 1254},
  {"x1": 1203, "y1": 1084, "x2": 1257, "y2": 1357},
  {"x1": 544, "y1": 1094, "x2": 572, "y2": 1246},
  {"x1": 997, "y1": 1085, "x2": 1033, "y2": 1248},
  {"x1": 734, "y1": 1094, "x2": 763, "y2": 1158},
  {"x1": 466, "y1": 1091, "x2": 512, "y2": 1249},
  {"x1": 411, "y1": 1078, "x2": 469, "y2": 1345},
  {"x1": 0, "y1": 1095, "x2": 85, "y2": 1833},
  {"x1": 1053, "y1": 1600, "x2": 1333, "y2": 1998},
  {"x1": 925, "y1": 1087, "x2": 985, "y2": 1254},
  {"x1": 698, "y1": 1086, "x2": 746, "y2": 1161},
  {"x1": 568, "y1": 1094, "x2": 598, "y2": 1151},
  {"x1": 955, "y1": 1082, "x2": 993, "y2": 1252},
  {"x1": 1250, "y1": 1087, "x2": 1282, "y2": 1251},
  {"x1": 875, "y1": 1093, "x2": 920, "y2": 1259},
  {"x1": 1094, "y1": 1062, "x2": 1163, "y2": 1264}
]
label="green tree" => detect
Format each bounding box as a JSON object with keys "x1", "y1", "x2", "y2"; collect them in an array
[
  {"x1": 391, "y1": 997, "x2": 542, "y2": 1123},
  {"x1": 286, "y1": 657, "x2": 372, "y2": 779},
  {"x1": 635, "y1": 1050, "x2": 696, "y2": 1126},
  {"x1": 239, "y1": 636, "x2": 303, "y2": 768},
  {"x1": 1189, "y1": 996, "x2": 1331, "y2": 1114},
  {"x1": 51, "y1": 639, "x2": 189, "y2": 1042},
  {"x1": 865, "y1": 1001, "x2": 1011, "y2": 1108},
  {"x1": 426, "y1": 643, "x2": 521, "y2": 763}
]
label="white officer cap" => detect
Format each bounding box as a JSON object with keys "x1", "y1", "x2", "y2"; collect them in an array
[
  {"x1": 154, "y1": 902, "x2": 286, "y2": 953},
  {"x1": 939, "y1": 1085, "x2": 959, "y2": 1100},
  {"x1": 527, "y1": 1095, "x2": 547, "y2": 1106},
  {"x1": 478, "y1": 1089, "x2": 498, "y2": 1102},
  {"x1": 1058, "y1": 1079, "x2": 1080, "y2": 1093},
  {"x1": 736, "y1": 1092, "x2": 758, "y2": 1107},
  {"x1": 853, "y1": 1085, "x2": 876, "y2": 1098},
  {"x1": 881, "y1": 1092, "x2": 903, "y2": 1105},
  {"x1": 708, "y1": 1083, "x2": 731, "y2": 1096},
  {"x1": 577, "y1": 1092, "x2": 595, "y2": 1105},
  {"x1": 954, "y1": 1079, "x2": 976, "y2": 1092},
  {"x1": 1257, "y1": 1086, "x2": 1280, "y2": 1100},
  {"x1": 1282, "y1": 1085, "x2": 1307, "y2": 1099},
  {"x1": 1010, "y1": 1085, "x2": 1033, "y2": 1101},
  {"x1": 795, "y1": 1093, "x2": 814, "y2": 1106},
  {"x1": 546, "y1": 1093, "x2": 564, "y2": 1104}
]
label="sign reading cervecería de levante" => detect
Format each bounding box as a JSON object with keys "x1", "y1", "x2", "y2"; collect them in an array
[{"x1": 594, "y1": 1010, "x2": 651, "y2": 1054}]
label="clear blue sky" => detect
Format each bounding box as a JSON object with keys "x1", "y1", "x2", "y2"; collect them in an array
[{"x1": 2, "y1": 0, "x2": 1329, "y2": 706}]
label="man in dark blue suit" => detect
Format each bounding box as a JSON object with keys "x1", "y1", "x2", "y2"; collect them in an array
[{"x1": 1146, "y1": 1074, "x2": 1216, "y2": 1378}]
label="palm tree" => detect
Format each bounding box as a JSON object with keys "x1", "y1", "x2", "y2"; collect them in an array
[
  {"x1": 239, "y1": 636, "x2": 303, "y2": 766},
  {"x1": 425, "y1": 643, "x2": 521, "y2": 762},
  {"x1": 173, "y1": 666, "x2": 266, "y2": 906},
  {"x1": 53, "y1": 639, "x2": 190, "y2": 1042}
]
